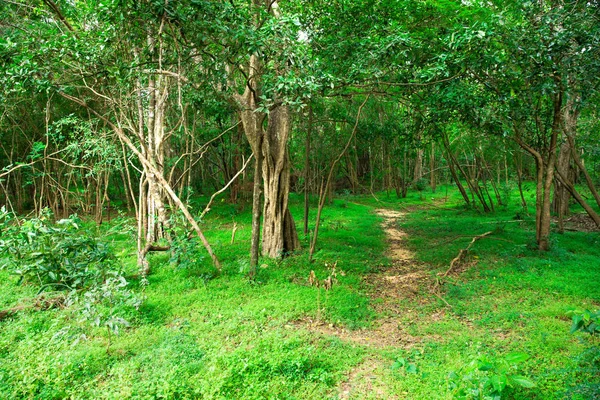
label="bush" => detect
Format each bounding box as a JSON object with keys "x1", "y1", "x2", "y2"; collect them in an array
[{"x1": 0, "y1": 208, "x2": 121, "y2": 293}]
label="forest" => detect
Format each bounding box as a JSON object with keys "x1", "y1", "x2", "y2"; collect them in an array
[{"x1": 0, "y1": 0, "x2": 599, "y2": 398}]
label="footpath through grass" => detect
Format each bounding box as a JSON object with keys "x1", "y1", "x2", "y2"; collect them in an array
[{"x1": 0, "y1": 186, "x2": 598, "y2": 399}]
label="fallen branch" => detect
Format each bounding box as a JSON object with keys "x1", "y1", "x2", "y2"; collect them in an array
[
  {"x1": 0, "y1": 294, "x2": 66, "y2": 322},
  {"x1": 231, "y1": 222, "x2": 238, "y2": 244},
  {"x1": 432, "y1": 291, "x2": 452, "y2": 308},
  {"x1": 442, "y1": 231, "x2": 493, "y2": 277}
]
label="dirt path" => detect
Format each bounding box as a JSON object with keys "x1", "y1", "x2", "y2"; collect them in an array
[
  {"x1": 300, "y1": 209, "x2": 432, "y2": 345},
  {"x1": 297, "y1": 208, "x2": 436, "y2": 398}
]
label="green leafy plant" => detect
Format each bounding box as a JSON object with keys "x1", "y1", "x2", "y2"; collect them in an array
[
  {"x1": 71, "y1": 276, "x2": 142, "y2": 353},
  {"x1": 0, "y1": 208, "x2": 121, "y2": 293},
  {"x1": 392, "y1": 357, "x2": 418, "y2": 375},
  {"x1": 567, "y1": 308, "x2": 600, "y2": 338},
  {"x1": 448, "y1": 352, "x2": 535, "y2": 399}
]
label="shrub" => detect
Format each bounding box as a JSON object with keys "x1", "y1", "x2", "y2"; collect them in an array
[{"x1": 0, "y1": 208, "x2": 121, "y2": 293}]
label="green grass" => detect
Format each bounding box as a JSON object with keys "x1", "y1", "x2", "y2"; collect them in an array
[{"x1": 0, "y1": 184, "x2": 598, "y2": 399}]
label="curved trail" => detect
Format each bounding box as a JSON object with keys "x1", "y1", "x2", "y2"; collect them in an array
[{"x1": 335, "y1": 209, "x2": 435, "y2": 399}]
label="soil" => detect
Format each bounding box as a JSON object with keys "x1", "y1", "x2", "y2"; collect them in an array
[
  {"x1": 294, "y1": 208, "x2": 439, "y2": 398},
  {"x1": 563, "y1": 213, "x2": 600, "y2": 232},
  {"x1": 296, "y1": 209, "x2": 434, "y2": 348}
]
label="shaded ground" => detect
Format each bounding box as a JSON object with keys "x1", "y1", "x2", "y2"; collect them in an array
[{"x1": 564, "y1": 213, "x2": 600, "y2": 232}]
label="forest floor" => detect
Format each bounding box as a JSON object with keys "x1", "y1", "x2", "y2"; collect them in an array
[
  {"x1": 336, "y1": 209, "x2": 432, "y2": 399},
  {"x1": 0, "y1": 186, "x2": 599, "y2": 399}
]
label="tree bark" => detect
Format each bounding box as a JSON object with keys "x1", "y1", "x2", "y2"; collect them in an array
[
  {"x1": 250, "y1": 131, "x2": 263, "y2": 275},
  {"x1": 261, "y1": 105, "x2": 300, "y2": 257},
  {"x1": 235, "y1": 49, "x2": 300, "y2": 259},
  {"x1": 430, "y1": 142, "x2": 436, "y2": 193},
  {"x1": 303, "y1": 104, "x2": 312, "y2": 237}
]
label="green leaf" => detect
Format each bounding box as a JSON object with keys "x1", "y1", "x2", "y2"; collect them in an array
[
  {"x1": 478, "y1": 362, "x2": 493, "y2": 371},
  {"x1": 509, "y1": 375, "x2": 536, "y2": 388},
  {"x1": 490, "y1": 374, "x2": 507, "y2": 393},
  {"x1": 392, "y1": 357, "x2": 406, "y2": 370},
  {"x1": 570, "y1": 315, "x2": 583, "y2": 334},
  {"x1": 406, "y1": 363, "x2": 418, "y2": 374},
  {"x1": 504, "y1": 352, "x2": 529, "y2": 364}
]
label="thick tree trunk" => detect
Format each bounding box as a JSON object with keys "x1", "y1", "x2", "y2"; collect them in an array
[
  {"x1": 261, "y1": 106, "x2": 300, "y2": 257},
  {"x1": 553, "y1": 97, "x2": 578, "y2": 222},
  {"x1": 250, "y1": 131, "x2": 262, "y2": 276},
  {"x1": 236, "y1": 57, "x2": 299, "y2": 258},
  {"x1": 413, "y1": 148, "x2": 423, "y2": 184}
]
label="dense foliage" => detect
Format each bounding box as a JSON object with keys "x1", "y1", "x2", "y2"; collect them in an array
[{"x1": 0, "y1": 0, "x2": 599, "y2": 398}]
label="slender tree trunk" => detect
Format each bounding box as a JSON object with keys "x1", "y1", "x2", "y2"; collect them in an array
[
  {"x1": 567, "y1": 134, "x2": 600, "y2": 209},
  {"x1": 514, "y1": 151, "x2": 528, "y2": 210},
  {"x1": 309, "y1": 97, "x2": 369, "y2": 262},
  {"x1": 515, "y1": 93, "x2": 563, "y2": 250},
  {"x1": 441, "y1": 133, "x2": 472, "y2": 207},
  {"x1": 249, "y1": 130, "x2": 263, "y2": 277},
  {"x1": 555, "y1": 168, "x2": 600, "y2": 228},
  {"x1": 303, "y1": 105, "x2": 312, "y2": 237},
  {"x1": 430, "y1": 142, "x2": 436, "y2": 192},
  {"x1": 538, "y1": 96, "x2": 562, "y2": 251}
]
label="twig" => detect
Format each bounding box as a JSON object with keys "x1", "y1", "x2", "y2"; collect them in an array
[
  {"x1": 442, "y1": 231, "x2": 493, "y2": 277},
  {"x1": 231, "y1": 222, "x2": 238, "y2": 244},
  {"x1": 199, "y1": 154, "x2": 253, "y2": 220},
  {"x1": 432, "y1": 292, "x2": 452, "y2": 308}
]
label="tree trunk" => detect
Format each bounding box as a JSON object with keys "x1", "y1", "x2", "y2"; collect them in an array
[
  {"x1": 515, "y1": 92, "x2": 562, "y2": 251},
  {"x1": 556, "y1": 168, "x2": 600, "y2": 228},
  {"x1": 303, "y1": 105, "x2": 312, "y2": 237},
  {"x1": 430, "y1": 142, "x2": 436, "y2": 193},
  {"x1": 441, "y1": 133, "x2": 471, "y2": 207},
  {"x1": 567, "y1": 134, "x2": 600, "y2": 209},
  {"x1": 537, "y1": 96, "x2": 562, "y2": 251},
  {"x1": 261, "y1": 105, "x2": 300, "y2": 257},
  {"x1": 413, "y1": 148, "x2": 423, "y2": 184},
  {"x1": 236, "y1": 54, "x2": 299, "y2": 258},
  {"x1": 249, "y1": 130, "x2": 262, "y2": 277}
]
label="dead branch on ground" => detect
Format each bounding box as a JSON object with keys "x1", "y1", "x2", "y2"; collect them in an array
[
  {"x1": 442, "y1": 231, "x2": 493, "y2": 278},
  {"x1": 0, "y1": 294, "x2": 66, "y2": 322}
]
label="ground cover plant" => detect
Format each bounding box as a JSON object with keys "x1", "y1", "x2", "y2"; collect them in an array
[
  {"x1": 0, "y1": 185, "x2": 598, "y2": 399},
  {"x1": 2, "y1": 0, "x2": 600, "y2": 398}
]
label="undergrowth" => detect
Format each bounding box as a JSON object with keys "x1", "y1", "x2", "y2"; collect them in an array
[{"x1": 0, "y1": 185, "x2": 598, "y2": 399}]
